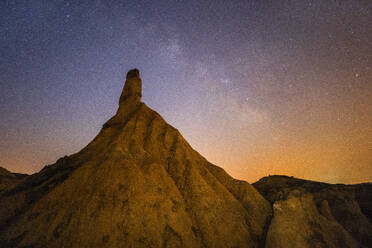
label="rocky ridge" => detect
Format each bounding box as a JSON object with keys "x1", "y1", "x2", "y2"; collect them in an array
[
  {"x1": 253, "y1": 175, "x2": 372, "y2": 248},
  {"x1": 0, "y1": 167, "x2": 27, "y2": 193}
]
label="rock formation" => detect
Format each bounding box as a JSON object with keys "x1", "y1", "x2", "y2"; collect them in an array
[
  {"x1": 0, "y1": 69, "x2": 271, "y2": 248},
  {"x1": 253, "y1": 175, "x2": 372, "y2": 248},
  {"x1": 2, "y1": 69, "x2": 371, "y2": 248},
  {"x1": 0, "y1": 167, "x2": 27, "y2": 193}
]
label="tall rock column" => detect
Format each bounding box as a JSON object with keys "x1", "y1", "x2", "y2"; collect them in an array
[
  {"x1": 103, "y1": 68, "x2": 143, "y2": 129},
  {"x1": 119, "y1": 68, "x2": 142, "y2": 104}
]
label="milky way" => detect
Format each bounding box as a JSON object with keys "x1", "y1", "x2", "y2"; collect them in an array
[{"x1": 1, "y1": 0, "x2": 371, "y2": 183}]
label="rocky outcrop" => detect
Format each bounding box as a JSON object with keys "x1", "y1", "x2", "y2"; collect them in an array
[
  {"x1": 253, "y1": 175, "x2": 372, "y2": 248},
  {"x1": 0, "y1": 69, "x2": 271, "y2": 248},
  {"x1": 0, "y1": 167, "x2": 27, "y2": 193}
]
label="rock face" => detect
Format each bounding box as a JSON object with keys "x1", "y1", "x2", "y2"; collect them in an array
[
  {"x1": 0, "y1": 69, "x2": 271, "y2": 248},
  {"x1": 253, "y1": 175, "x2": 372, "y2": 248},
  {"x1": 0, "y1": 167, "x2": 27, "y2": 193}
]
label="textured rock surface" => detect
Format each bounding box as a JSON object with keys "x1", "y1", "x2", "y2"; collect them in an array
[
  {"x1": 253, "y1": 175, "x2": 372, "y2": 248},
  {"x1": 0, "y1": 167, "x2": 27, "y2": 193},
  {"x1": 0, "y1": 69, "x2": 271, "y2": 248}
]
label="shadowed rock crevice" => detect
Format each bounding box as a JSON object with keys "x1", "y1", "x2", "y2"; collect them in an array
[{"x1": 163, "y1": 225, "x2": 182, "y2": 248}]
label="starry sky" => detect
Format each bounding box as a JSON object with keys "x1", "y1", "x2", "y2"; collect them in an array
[{"x1": 1, "y1": 0, "x2": 371, "y2": 184}]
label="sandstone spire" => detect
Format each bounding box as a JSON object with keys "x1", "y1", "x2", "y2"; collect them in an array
[
  {"x1": 103, "y1": 68, "x2": 143, "y2": 129},
  {"x1": 0, "y1": 69, "x2": 271, "y2": 248},
  {"x1": 119, "y1": 68, "x2": 142, "y2": 104}
]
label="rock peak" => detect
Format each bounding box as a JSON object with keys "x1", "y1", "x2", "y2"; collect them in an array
[
  {"x1": 102, "y1": 68, "x2": 143, "y2": 129},
  {"x1": 126, "y1": 68, "x2": 140, "y2": 79},
  {"x1": 120, "y1": 68, "x2": 142, "y2": 104}
]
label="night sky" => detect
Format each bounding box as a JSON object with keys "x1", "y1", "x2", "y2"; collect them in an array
[{"x1": 1, "y1": 0, "x2": 371, "y2": 184}]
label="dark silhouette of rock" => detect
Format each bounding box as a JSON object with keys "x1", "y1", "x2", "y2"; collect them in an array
[
  {"x1": 0, "y1": 167, "x2": 27, "y2": 192},
  {"x1": 120, "y1": 68, "x2": 142, "y2": 103},
  {"x1": 0, "y1": 69, "x2": 271, "y2": 248},
  {"x1": 253, "y1": 175, "x2": 372, "y2": 248},
  {"x1": 126, "y1": 68, "x2": 140, "y2": 79}
]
